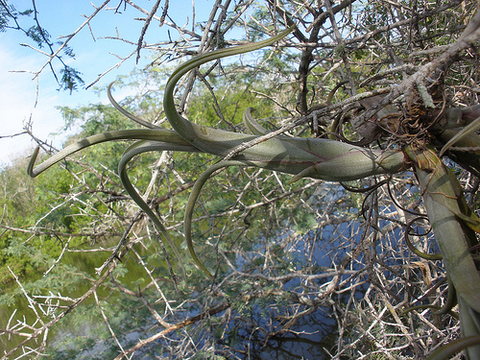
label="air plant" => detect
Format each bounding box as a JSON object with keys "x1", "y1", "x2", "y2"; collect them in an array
[
  {"x1": 27, "y1": 27, "x2": 407, "y2": 276},
  {"x1": 27, "y1": 20, "x2": 480, "y2": 359}
]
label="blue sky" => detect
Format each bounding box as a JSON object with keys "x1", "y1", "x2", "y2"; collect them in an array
[{"x1": 0, "y1": 0, "x2": 214, "y2": 166}]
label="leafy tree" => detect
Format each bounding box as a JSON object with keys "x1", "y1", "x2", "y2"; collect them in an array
[
  {"x1": 2, "y1": 1, "x2": 480, "y2": 359},
  {"x1": 0, "y1": 0, "x2": 84, "y2": 92}
]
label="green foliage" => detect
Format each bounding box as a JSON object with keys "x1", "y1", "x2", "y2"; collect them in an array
[
  {"x1": 58, "y1": 66, "x2": 84, "y2": 94},
  {"x1": 0, "y1": 1, "x2": 30, "y2": 32},
  {"x1": 25, "y1": 24, "x2": 49, "y2": 48},
  {"x1": 0, "y1": 91, "x2": 149, "y2": 287},
  {"x1": 187, "y1": 77, "x2": 275, "y2": 129},
  {"x1": 0, "y1": 0, "x2": 84, "y2": 92}
]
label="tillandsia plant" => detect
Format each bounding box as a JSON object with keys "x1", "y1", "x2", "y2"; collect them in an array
[
  {"x1": 27, "y1": 27, "x2": 407, "y2": 276},
  {"x1": 27, "y1": 11, "x2": 480, "y2": 360}
]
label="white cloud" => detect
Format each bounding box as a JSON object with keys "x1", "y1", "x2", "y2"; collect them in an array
[
  {"x1": 0, "y1": 38, "x2": 111, "y2": 167},
  {"x1": 0, "y1": 47, "x2": 55, "y2": 165}
]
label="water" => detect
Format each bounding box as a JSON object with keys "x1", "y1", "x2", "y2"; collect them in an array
[{"x1": 1, "y1": 200, "x2": 377, "y2": 359}]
